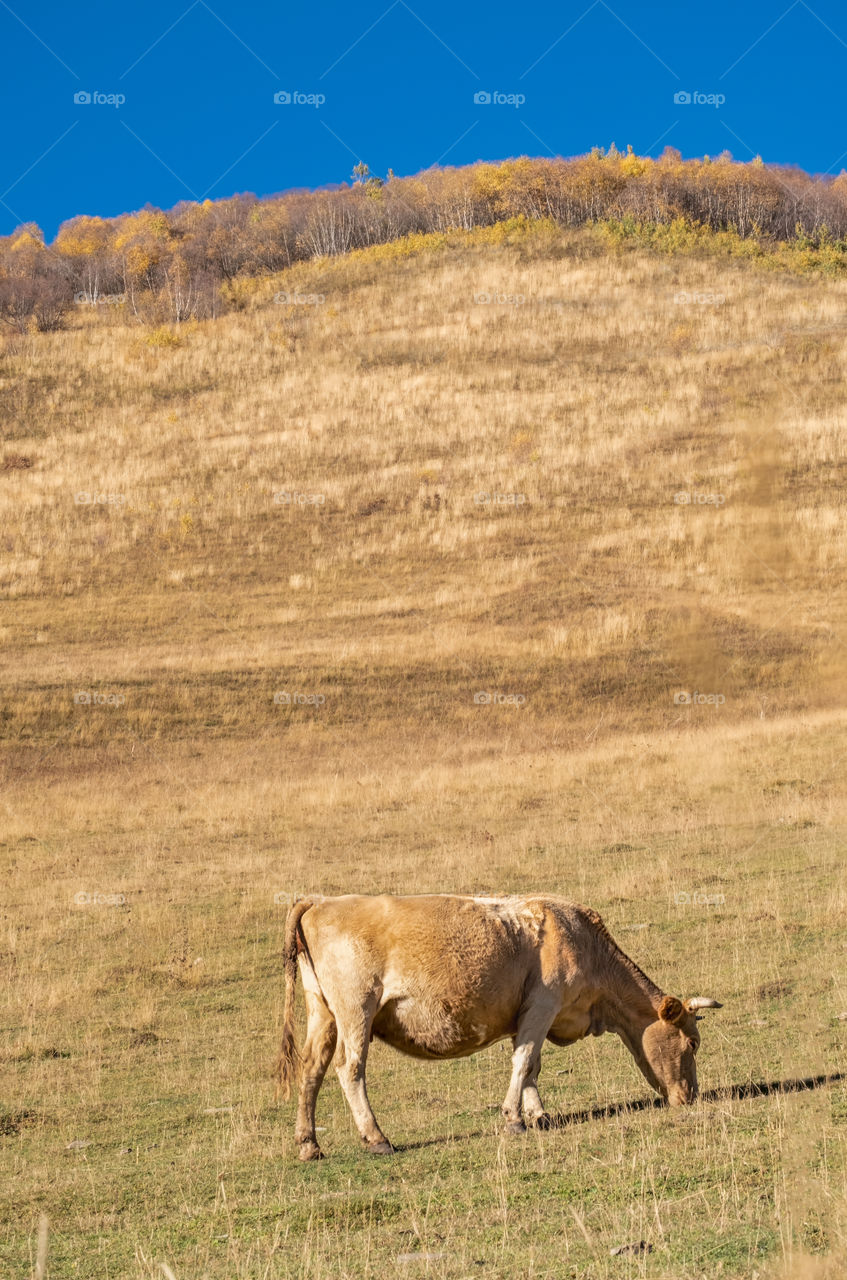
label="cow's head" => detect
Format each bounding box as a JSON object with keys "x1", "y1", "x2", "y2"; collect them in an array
[{"x1": 640, "y1": 995, "x2": 722, "y2": 1105}]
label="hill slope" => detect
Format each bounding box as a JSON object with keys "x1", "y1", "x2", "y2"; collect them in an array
[{"x1": 2, "y1": 223, "x2": 846, "y2": 1279}]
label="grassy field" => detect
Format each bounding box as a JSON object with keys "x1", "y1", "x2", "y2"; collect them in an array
[{"x1": 2, "y1": 219, "x2": 847, "y2": 1279}]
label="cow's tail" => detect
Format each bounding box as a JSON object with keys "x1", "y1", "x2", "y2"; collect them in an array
[{"x1": 275, "y1": 896, "x2": 318, "y2": 1100}]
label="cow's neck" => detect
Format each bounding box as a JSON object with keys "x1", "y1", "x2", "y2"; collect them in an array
[{"x1": 589, "y1": 926, "x2": 663, "y2": 1040}]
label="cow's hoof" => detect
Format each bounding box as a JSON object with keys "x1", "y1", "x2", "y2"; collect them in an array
[
  {"x1": 365, "y1": 1140, "x2": 395, "y2": 1156},
  {"x1": 504, "y1": 1120, "x2": 526, "y2": 1136},
  {"x1": 298, "y1": 1141, "x2": 324, "y2": 1162},
  {"x1": 530, "y1": 1113, "x2": 552, "y2": 1131}
]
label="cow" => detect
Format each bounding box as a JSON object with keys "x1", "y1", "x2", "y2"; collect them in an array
[{"x1": 276, "y1": 893, "x2": 722, "y2": 1160}]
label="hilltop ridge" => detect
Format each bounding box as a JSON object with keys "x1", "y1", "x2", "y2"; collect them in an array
[{"x1": 5, "y1": 149, "x2": 847, "y2": 333}]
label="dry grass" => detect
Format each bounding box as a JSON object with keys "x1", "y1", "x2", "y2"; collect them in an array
[{"x1": 1, "y1": 221, "x2": 846, "y2": 1278}]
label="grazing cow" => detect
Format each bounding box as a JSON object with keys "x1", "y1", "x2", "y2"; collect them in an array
[{"x1": 276, "y1": 894, "x2": 722, "y2": 1160}]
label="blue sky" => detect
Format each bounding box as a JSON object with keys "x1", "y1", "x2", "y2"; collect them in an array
[{"x1": 2, "y1": 0, "x2": 847, "y2": 239}]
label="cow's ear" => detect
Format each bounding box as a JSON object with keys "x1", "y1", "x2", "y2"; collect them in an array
[{"x1": 658, "y1": 996, "x2": 684, "y2": 1024}]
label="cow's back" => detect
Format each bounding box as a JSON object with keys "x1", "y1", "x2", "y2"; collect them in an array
[{"x1": 299, "y1": 895, "x2": 544, "y2": 1058}]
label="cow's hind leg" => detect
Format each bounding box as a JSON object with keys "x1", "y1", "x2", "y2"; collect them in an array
[
  {"x1": 501, "y1": 1002, "x2": 557, "y2": 1135},
  {"x1": 295, "y1": 991, "x2": 337, "y2": 1161},
  {"x1": 334, "y1": 995, "x2": 393, "y2": 1155}
]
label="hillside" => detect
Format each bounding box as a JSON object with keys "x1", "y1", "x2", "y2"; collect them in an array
[
  {"x1": 2, "y1": 220, "x2": 847, "y2": 1279},
  {"x1": 6, "y1": 150, "x2": 847, "y2": 336}
]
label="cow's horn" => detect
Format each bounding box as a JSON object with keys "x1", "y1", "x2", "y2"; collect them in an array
[{"x1": 686, "y1": 997, "x2": 723, "y2": 1010}]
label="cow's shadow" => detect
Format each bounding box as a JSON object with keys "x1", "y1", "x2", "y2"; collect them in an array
[
  {"x1": 396, "y1": 1071, "x2": 845, "y2": 1151},
  {"x1": 547, "y1": 1070, "x2": 846, "y2": 1129}
]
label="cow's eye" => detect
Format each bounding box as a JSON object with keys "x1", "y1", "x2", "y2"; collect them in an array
[{"x1": 686, "y1": 1038, "x2": 698, "y2": 1054}]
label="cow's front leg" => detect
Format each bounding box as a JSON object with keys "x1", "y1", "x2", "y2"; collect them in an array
[
  {"x1": 334, "y1": 1001, "x2": 394, "y2": 1155},
  {"x1": 501, "y1": 1006, "x2": 556, "y2": 1135},
  {"x1": 521, "y1": 1055, "x2": 551, "y2": 1129}
]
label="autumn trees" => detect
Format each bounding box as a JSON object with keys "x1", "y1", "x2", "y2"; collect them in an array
[
  {"x1": 3, "y1": 151, "x2": 847, "y2": 331},
  {"x1": 0, "y1": 223, "x2": 74, "y2": 332}
]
